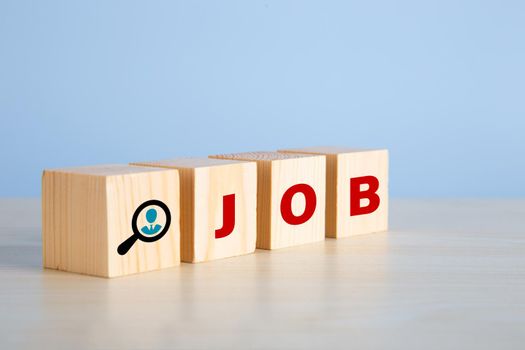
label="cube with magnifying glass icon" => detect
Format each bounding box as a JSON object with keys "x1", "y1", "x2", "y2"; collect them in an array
[{"x1": 42, "y1": 164, "x2": 181, "y2": 277}]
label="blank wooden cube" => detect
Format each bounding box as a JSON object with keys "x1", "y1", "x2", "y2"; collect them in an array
[
  {"x1": 131, "y1": 158, "x2": 257, "y2": 263},
  {"x1": 209, "y1": 152, "x2": 326, "y2": 250},
  {"x1": 279, "y1": 147, "x2": 388, "y2": 238},
  {"x1": 42, "y1": 164, "x2": 180, "y2": 278}
]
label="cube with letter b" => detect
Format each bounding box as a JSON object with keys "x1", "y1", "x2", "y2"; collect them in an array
[
  {"x1": 279, "y1": 147, "x2": 388, "y2": 238},
  {"x1": 42, "y1": 164, "x2": 181, "y2": 277},
  {"x1": 209, "y1": 152, "x2": 326, "y2": 250},
  {"x1": 131, "y1": 158, "x2": 257, "y2": 262}
]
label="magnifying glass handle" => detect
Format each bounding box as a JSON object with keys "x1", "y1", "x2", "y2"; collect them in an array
[{"x1": 117, "y1": 235, "x2": 138, "y2": 256}]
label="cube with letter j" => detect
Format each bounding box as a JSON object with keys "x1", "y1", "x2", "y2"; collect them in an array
[{"x1": 132, "y1": 158, "x2": 257, "y2": 263}]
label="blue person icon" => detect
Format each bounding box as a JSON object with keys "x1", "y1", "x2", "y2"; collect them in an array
[{"x1": 141, "y1": 208, "x2": 162, "y2": 235}]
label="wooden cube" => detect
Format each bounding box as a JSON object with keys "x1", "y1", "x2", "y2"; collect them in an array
[
  {"x1": 279, "y1": 147, "x2": 388, "y2": 238},
  {"x1": 42, "y1": 164, "x2": 180, "y2": 278},
  {"x1": 209, "y1": 152, "x2": 326, "y2": 250},
  {"x1": 131, "y1": 158, "x2": 257, "y2": 263}
]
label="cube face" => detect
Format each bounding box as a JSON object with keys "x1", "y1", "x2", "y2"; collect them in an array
[
  {"x1": 42, "y1": 171, "x2": 109, "y2": 276},
  {"x1": 209, "y1": 152, "x2": 326, "y2": 250},
  {"x1": 269, "y1": 157, "x2": 326, "y2": 249},
  {"x1": 42, "y1": 165, "x2": 181, "y2": 278},
  {"x1": 337, "y1": 150, "x2": 388, "y2": 237},
  {"x1": 279, "y1": 147, "x2": 388, "y2": 238},
  {"x1": 132, "y1": 158, "x2": 257, "y2": 263},
  {"x1": 106, "y1": 170, "x2": 181, "y2": 276},
  {"x1": 193, "y1": 162, "x2": 257, "y2": 262}
]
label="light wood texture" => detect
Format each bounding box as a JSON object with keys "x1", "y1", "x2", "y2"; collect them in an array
[
  {"x1": 1, "y1": 199, "x2": 525, "y2": 350},
  {"x1": 210, "y1": 152, "x2": 326, "y2": 249},
  {"x1": 132, "y1": 158, "x2": 257, "y2": 263},
  {"x1": 42, "y1": 164, "x2": 180, "y2": 277},
  {"x1": 279, "y1": 147, "x2": 388, "y2": 238}
]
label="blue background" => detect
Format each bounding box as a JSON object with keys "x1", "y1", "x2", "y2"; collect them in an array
[{"x1": 1, "y1": 1, "x2": 524, "y2": 197}]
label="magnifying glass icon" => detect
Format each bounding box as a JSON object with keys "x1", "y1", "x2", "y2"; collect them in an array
[{"x1": 117, "y1": 199, "x2": 172, "y2": 256}]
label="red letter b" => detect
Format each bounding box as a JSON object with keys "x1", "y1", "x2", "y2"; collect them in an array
[{"x1": 350, "y1": 176, "x2": 380, "y2": 216}]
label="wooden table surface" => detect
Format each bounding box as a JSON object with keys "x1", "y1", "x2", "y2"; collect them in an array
[{"x1": 1, "y1": 199, "x2": 524, "y2": 349}]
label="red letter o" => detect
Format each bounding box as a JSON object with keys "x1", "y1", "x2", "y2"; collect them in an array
[{"x1": 280, "y1": 183, "x2": 317, "y2": 225}]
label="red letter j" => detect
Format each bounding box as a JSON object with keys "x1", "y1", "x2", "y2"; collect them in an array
[{"x1": 215, "y1": 194, "x2": 236, "y2": 239}]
